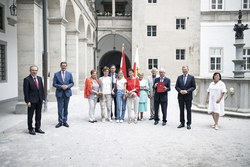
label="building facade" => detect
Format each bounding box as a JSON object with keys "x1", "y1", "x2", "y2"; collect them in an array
[
  {"x1": 200, "y1": 0, "x2": 250, "y2": 78},
  {"x1": 0, "y1": 0, "x2": 18, "y2": 102}
]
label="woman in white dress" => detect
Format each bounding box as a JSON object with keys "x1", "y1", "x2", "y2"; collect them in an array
[{"x1": 206, "y1": 72, "x2": 227, "y2": 130}]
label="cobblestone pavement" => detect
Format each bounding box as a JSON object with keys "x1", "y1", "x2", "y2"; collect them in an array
[{"x1": 0, "y1": 87, "x2": 250, "y2": 167}]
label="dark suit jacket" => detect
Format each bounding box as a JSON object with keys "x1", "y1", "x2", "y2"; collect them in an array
[
  {"x1": 53, "y1": 71, "x2": 74, "y2": 97},
  {"x1": 175, "y1": 74, "x2": 196, "y2": 101},
  {"x1": 108, "y1": 72, "x2": 118, "y2": 97},
  {"x1": 23, "y1": 75, "x2": 45, "y2": 103},
  {"x1": 154, "y1": 77, "x2": 171, "y2": 102}
]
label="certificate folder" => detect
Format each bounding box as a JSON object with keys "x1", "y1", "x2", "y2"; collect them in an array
[{"x1": 157, "y1": 82, "x2": 165, "y2": 93}]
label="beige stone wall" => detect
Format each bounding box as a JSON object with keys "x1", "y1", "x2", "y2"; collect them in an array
[{"x1": 132, "y1": 0, "x2": 200, "y2": 83}]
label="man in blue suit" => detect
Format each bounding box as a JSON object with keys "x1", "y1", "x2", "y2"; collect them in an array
[
  {"x1": 23, "y1": 65, "x2": 45, "y2": 135},
  {"x1": 153, "y1": 68, "x2": 171, "y2": 126},
  {"x1": 53, "y1": 62, "x2": 74, "y2": 128},
  {"x1": 108, "y1": 64, "x2": 118, "y2": 119},
  {"x1": 175, "y1": 66, "x2": 196, "y2": 130}
]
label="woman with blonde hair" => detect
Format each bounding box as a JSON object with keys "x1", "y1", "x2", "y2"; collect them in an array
[{"x1": 112, "y1": 70, "x2": 127, "y2": 123}]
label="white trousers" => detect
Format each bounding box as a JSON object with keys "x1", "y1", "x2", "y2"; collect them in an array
[
  {"x1": 127, "y1": 96, "x2": 139, "y2": 120},
  {"x1": 88, "y1": 98, "x2": 97, "y2": 121}
]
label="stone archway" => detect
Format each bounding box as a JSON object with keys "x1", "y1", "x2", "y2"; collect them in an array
[
  {"x1": 97, "y1": 33, "x2": 132, "y2": 76},
  {"x1": 99, "y1": 51, "x2": 131, "y2": 76}
]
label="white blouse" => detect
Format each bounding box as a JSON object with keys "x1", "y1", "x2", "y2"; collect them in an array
[
  {"x1": 116, "y1": 77, "x2": 127, "y2": 90},
  {"x1": 101, "y1": 76, "x2": 112, "y2": 94},
  {"x1": 207, "y1": 80, "x2": 227, "y2": 116}
]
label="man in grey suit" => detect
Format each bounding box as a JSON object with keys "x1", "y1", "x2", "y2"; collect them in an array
[{"x1": 147, "y1": 68, "x2": 159, "y2": 120}]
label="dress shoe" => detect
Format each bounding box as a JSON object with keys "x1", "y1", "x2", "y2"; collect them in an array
[
  {"x1": 162, "y1": 122, "x2": 166, "y2": 126},
  {"x1": 93, "y1": 120, "x2": 97, "y2": 122},
  {"x1": 177, "y1": 124, "x2": 185, "y2": 128},
  {"x1": 149, "y1": 117, "x2": 154, "y2": 120},
  {"x1": 29, "y1": 129, "x2": 36, "y2": 135},
  {"x1": 55, "y1": 123, "x2": 63, "y2": 128},
  {"x1": 63, "y1": 122, "x2": 69, "y2": 127},
  {"x1": 89, "y1": 120, "x2": 95, "y2": 123},
  {"x1": 154, "y1": 121, "x2": 158, "y2": 125},
  {"x1": 35, "y1": 128, "x2": 45, "y2": 134},
  {"x1": 187, "y1": 125, "x2": 191, "y2": 130}
]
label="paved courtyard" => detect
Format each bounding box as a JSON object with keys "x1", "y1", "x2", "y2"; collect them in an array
[{"x1": 0, "y1": 87, "x2": 250, "y2": 167}]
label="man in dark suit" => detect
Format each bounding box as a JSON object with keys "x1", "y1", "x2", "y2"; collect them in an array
[
  {"x1": 108, "y1": 64, "x2": 118, "y2": 119},
  {"x1": 53, "y1": 62, "x2": 74, "y2": 128},
  {"x1": 153, "y1": 68, "x2": 171, "y2": 126},
  {"x1": 23, "y1": 65, "x2": 45, "y2": 135},
  {"x1": 175, "y1": 66, "x2": 196, "y2": 130}
]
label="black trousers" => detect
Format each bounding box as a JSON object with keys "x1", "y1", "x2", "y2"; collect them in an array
[
  {"x1": 178, "y1": 100, "x2": 192, "y2": 125},
  {"x1": 154, "y1": 100, "x2": 168, "y2": 122},
  {"x1": 27, "y1": 102, "x2": 42, "y2": 130},
  {"x1": 111, "y1": 96, "x2": 117, "y2": 118}
]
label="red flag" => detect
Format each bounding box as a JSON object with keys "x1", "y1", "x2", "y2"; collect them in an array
[
  {"x1": 120, "y1": 45, "x2": 127, "y2": 79},
  {"x1": 133, "y1": 46, "x2": 139, "y2": 77}
]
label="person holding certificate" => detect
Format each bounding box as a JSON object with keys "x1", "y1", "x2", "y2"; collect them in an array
[{"x1": 153, "y1": 68, "x2": 171, "y2": 126}]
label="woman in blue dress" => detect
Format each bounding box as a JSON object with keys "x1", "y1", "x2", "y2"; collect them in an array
[{"x1": 138, "y1": 73, "x2": 149, "y2": 120}]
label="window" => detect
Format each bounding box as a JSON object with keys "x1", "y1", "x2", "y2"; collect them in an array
[
  {"x1": 0, "y1": 3, "x2": 5, "y2": 32},
  {"x1": 211, "y1": 0, "x2": 223, "y2": 10},
  {"x1": 176, "y1": 19, "x2": 186, "y2": 30},
  {"x1": 176, "y1": 49, "x2": 185, "y2": 60},
  {"x1": 243, "y1": 48, "x2": 250, "y2": 71},
  {"x1": 0, "y1": 42, "x2": 6, "y2": 81},
  {"x1": 243, "y1": 0, "x2": 250, "y2": 9},
  {"x1": 148, "y1": 0, "x2": 157, "y2": 3},
  {"x1": 148, "y1": 59, "x2": 158, "y2": 70},
  {"x1": 147, "y1": 25, "x2": 157, "y2": 36},
  {"x1": 210, "y1": 48, "x2": 222, "y2": 71}
]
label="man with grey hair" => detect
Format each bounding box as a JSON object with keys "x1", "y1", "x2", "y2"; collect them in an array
[
  {"x1": 153, "y1": 68, "x2": 171, "y2": 126},
  {"x1": 23, "y1": 65, "x2": 45, "y2": 135},
  {"x1": 175, "y1": 66, "x2": 196, "y2": 130},
  {"x1": 147, "y1": 67, "x2": 159, "y2": 120}
]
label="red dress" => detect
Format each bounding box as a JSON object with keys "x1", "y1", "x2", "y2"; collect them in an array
[{"x1": 126, "y1": 77, "x2": 140, "y2": 97}]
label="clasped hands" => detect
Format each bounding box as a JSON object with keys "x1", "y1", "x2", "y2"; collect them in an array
[
  {"x1": 61, "y1": 85, "x2": 68, "y2": 90},
  {"x1": 180, "y1": 90, "x2": 188, "y2": 95}
]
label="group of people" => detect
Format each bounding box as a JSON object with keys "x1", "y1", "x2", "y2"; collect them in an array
[{"x1": 23, "y1": 62, "x2": 227, "y2": 135}]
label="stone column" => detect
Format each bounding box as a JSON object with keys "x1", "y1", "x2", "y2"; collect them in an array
[
  {"x1": 66, "y1": 30, "x2": 80, "y2": 94},
  {"x1": 232, "y1": 39, "x2": 246, "y2": 78},
  {"x1": 87, "y1": 42, "x2": 94, "y2": 72},
  {"x1": 47, "y1": 17, "x2": 67, "y2": 101},
  {"x1": 112, "y1": 0, "x2": 115, "y2": 17},
  {"x1": 15, "y1": 0, "x2": 43, "y2": 114},
  {"x1": 78, "y1": 38, "x2": 88, "y2": 90}
]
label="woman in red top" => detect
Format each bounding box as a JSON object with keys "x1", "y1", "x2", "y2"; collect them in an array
[{"x1": 126, "y1": 69, "x2": 140, "y2": 124}]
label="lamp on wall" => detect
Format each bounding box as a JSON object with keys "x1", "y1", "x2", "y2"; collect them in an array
[{"x1": 9, "y1": 0, "x2": 17, "y2": 16}]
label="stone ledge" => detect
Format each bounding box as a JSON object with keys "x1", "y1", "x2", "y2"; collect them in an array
[{"x1": 192, "y1": 107, "x2": 250, "y2": 119}]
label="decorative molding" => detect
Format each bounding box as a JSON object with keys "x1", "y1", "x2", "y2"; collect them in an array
[
  {"x1": 17, "y1": 0, "x2": 42, "y2": 8},
  {"x1": 79, "y1": 38, "x2": 88, "y2": 42},
  {"x1": 47, "y1": 17, "x2": 68, "y2": 26},
  {"x1": 66, "y1": 29, "x2": 81, "y2": 35},
  {"x1": 7, "y1": 17, "x2": 17, "y2": 26}
]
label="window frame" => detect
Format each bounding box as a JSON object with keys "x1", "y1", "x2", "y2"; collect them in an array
[
  {"x1": 147, "y1": 58, "x2": 159, "y2": 70},
  {"x1": 242, "y1": 0, "x2": 250, "y2": 10},
  {"x1": 0, "y1": 40, "x2": 7, "y2": 82},
  {"x1": 209, "y1": 48, "x2": 223, "y2": 72},
  {"x1": 148, "y1": 0, "x2": 157, "y2": 3},
  {"x1": 243, "y1": 48, "x2": 250, "y2": 71},
  {"x1": 210, "y1": 0, "x2": 224, "y2": 11},
  {"x1": 176, "y1": 18, "x2": 186, "y2": 30},
  {"x1": 176, "y1": 49, "x2": 186, "y2": 60},
  {"x1": 147, "y1": 25, "x2": 157, "y2": 37},
  {"x1": 0, "y1": 3, "x2": 5, "y2": 33}
]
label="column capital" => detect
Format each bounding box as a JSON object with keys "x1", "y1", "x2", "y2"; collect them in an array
[
  {"x1": 87, "y1": 42, "x2": 94, "y2": 46},
  {"x1": 66, "y1": 29, "x2": 81, "y2": 35},
  {"x1": 79, "y1": 38, "x2": 88, "y2": 42},
  {"x1": 48, "y1": 17, "x2": 68, "y2": 26}
]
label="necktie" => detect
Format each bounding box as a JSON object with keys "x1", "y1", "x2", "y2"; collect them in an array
[
  {"x1": 63, "y1": 71, "x2": 65, "y2": 82},
  {"x1": 34, "y1": 77, "x2": 39, "y2": 89},
  {"x1": 183, "y1": 75, "x2": 186, "y2": 85}
]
